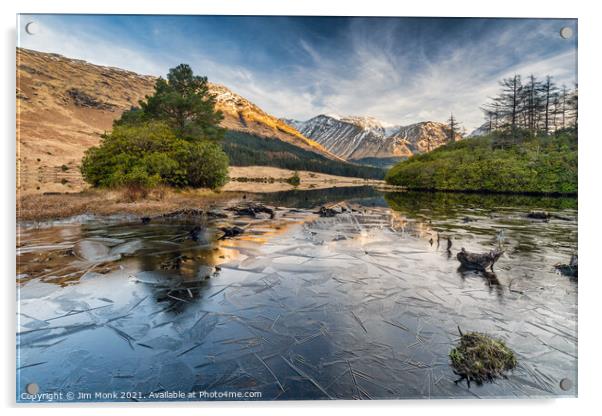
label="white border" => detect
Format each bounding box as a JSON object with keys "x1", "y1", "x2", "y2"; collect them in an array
[{"x1": 3, "y1": 1, "x2": 601, "y2": 415}]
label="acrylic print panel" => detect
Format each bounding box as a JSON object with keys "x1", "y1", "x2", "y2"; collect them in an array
[{"x1": 16, "y1": 14, "x2": 578, "y2": 402}]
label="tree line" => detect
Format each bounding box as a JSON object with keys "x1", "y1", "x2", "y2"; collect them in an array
[
  {"x1": 481, "y1": 74, "x2": 577, "y2": 135},
  {"x1": 223, "y1": 131, "x2": 385, "y2": 179}
]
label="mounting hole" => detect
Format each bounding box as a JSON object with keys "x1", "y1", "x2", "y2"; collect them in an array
[
  {"x1": 560, "y1": 27, "x2": 573, "y2": 39},
  {"x1": 559, "y1": 378, "x2": 573, "y2": 391},
  {"x1": 25, "y1": 21, "x2": 38, "y2": 35},
  {"x1": 25, "y1": 383, "x2": 39, "y2": 395}
]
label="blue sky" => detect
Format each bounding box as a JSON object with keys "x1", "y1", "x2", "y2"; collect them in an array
[{"x1": 18, "y1": 15, "x2": 577, "y2": 131}]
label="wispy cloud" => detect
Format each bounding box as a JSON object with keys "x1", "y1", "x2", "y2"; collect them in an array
[{"x1": 18, "y1": 15, "x2": 577, "y2": 131}]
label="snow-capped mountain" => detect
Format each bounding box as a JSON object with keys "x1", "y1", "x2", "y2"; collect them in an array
[
  {"x1": 293, "y1": 115, "x2": 388, "y2": 160},
  {"x1": 207, "y1": 84, "x2": 340, "y2": 160},
  {"x1": 286, "y1": 115, "x2": 458, "y2": 161}
]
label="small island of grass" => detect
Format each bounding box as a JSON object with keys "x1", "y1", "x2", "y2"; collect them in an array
[{"x1": 450, "y1": 330, "x2": 517, "y2": 384}]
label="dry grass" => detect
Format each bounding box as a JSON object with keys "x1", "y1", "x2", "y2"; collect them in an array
[
  {"x1": 17, "y1": 186, "x2": 241, "y2": 222},
  {"x1": 449, "y1": 331, "x2": 517, "y2": 384}
]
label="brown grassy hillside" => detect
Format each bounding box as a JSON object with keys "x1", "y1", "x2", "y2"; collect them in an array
[{"x1": 16, "y1": 48, "x2": 337, "y2": 194}]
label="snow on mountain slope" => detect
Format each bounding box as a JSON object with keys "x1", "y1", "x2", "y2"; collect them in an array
[{"x1": 287, "y1": 115, "x2": 458, "y2": 161}]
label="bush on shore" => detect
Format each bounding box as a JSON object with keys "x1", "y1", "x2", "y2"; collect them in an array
[
  {"x1": 81, "y1": 121, "x2": 228, "y2": 190},
  {"x1": 385, "y1": 129, "x2": 577, "y2": 195},
  {"x1": 81, "y1": 64, "x2": 229, "y2": 192}
]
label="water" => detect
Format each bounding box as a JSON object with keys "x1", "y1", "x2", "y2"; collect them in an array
[{"x1": 16, "y1": 188, "x2": 578, "y2": 401}]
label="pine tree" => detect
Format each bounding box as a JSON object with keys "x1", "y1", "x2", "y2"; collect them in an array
[
  {"x1": 480, "y1": 75, "x2": 576, "y2": 136},
  {"x1": 499, "y1": 75, "x2": 522, "y2": 130},
  {"x1": 446, "y1": 113, "x2": 461, "y2": 142},
  {"x1": 541, "y1": 76, "x2": 558, "y2": 134},
  {"x1": 118, "y1": 64, "x2": 225, "y2": 142}
]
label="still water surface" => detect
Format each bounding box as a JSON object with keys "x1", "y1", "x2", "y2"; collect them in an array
[{"x1": 16, "y1": 188, "x2": 577, "y2": 400}]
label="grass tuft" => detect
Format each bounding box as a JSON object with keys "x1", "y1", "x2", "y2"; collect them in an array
[{"x1": 450, "y1": 330, "x2": 517, "y2": 384}]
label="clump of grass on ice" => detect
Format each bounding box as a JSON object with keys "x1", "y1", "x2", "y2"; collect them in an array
[{"x1": 449, "y1": 328, "x2": 517, "y2": 384}]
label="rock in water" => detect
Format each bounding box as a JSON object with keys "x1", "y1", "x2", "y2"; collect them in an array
[
  {"x1": 527, "y1": 211, "x2": 550, "y2": 220},
  {"x1": 555, "y1": 254, "x2": 578, "y2": 278},
  {"x1": 317, "y1": 206, "x2": 339, "y2": 217},
  {"x1": 231, "y1": 204, "x2": 274, "y2": 219},
  {"x1": 189, "y1": 226, "x2": 203, "y2": 241},
  {"x1": 219, "y1": 226, "x2": 245, "y2": 239},
  {"x1": 457, "y1": 248, "x2": 504, "y2": 272}
]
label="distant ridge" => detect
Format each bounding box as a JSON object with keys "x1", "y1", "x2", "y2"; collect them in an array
[{"x1": 283, "y1": 115, "x2": 461, "y2": 162}]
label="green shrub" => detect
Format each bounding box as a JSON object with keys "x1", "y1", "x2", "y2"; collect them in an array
[
  {"x1": 174, "y1": 140, "x2": 229, "y2": 189},
  {"x1": 286, "y1": 171, "x2": 301, "y2": 186},
  {"x1": 81, "y1": 121, "x2": 228, "y2": 190},
  {"x1": 385, "y1": 130, "x2": 577, "y2": 194}
]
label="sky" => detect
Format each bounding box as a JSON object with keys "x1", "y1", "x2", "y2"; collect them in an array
[{"x1": 18, "y1": 15, "x2": 577, "y2": 131}]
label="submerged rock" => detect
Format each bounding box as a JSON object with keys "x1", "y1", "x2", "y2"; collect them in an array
[
  {"x1": 219, "y1": 226, "x2": 245, "y2": 239},
  {"x1": 230, "y1": 203, "x2": 275, "y2": 219},
  {"x1": 317, "y1": 206, "x2": 339, "y2": 217},
  {"x1": 527, "y1": 211, "x2": 573, "y2": 222},
  {"x1": 160, "y1": 255, "x2": 191, "y2": 271},
  {"x1": 527, "y1": 211, "x2": 551, "y2": 220},
  {"x1": 457, "y1": 247, "x2": 504, "y2": 272},
  {"x1": 73, "y1": 239, "x2": 121, "y2": 263},
  {"x1": 189, "y1": 225, "x2": 203, "y2": 241},
  {"x1": 555, "y1": 254, "x2": 578, "y2": 278}
]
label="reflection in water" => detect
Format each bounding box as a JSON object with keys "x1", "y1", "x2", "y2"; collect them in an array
[
  {"x1": 256, "y1": 185, "x2": 383, "y2": 209},
  {"x1": 457, "y1": 267, "x2": 504, "y2": 299},
  {"x1": 16, "y1": 188, "x2": 577, "y2": 401}
]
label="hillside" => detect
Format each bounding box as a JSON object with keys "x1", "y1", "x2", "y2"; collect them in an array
[
  {"x1": 222, "y1": 131, "x2": 384, "y2": 179},
  {"x1": 385, "y1": 130, "x2": 578, "y2": 195},
  {"x1": 16, "y1": 48, "x2": 339, "y2": 193},
  {"x1": 288, "y1": 115, "x2": 460, "y2": 162}
]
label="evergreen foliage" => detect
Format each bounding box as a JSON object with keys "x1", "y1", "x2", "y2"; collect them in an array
[
  {"x1": 81, "y1": 64, "x2": 229, "y2": 190},
  {"x1": 385, "y1": 129, "x2": 577, "y2": 195},
  {"x1": 222, "y1": 131, "x2": 385, "y2": 179}
]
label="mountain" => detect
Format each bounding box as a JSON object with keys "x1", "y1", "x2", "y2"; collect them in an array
[
  {"x1": 287, "y1": 115, "x2": 459, "y2": 161},
  {"x1": 385, "y1": 121, "x2": 457, "y2": 155},
  {"x1": 208, "y1": 84, "x2": 340, "y2": 159},
  {"x1": 294, "y1": 115, "x2": 387, "y2": 160},
  {"x1": 467, "y1": 122, "x2": 491, "y2": 137},
  {"x1": 280, "y1": 118, "x2": 306, "y2": 132},
  {"x1": 16, "y1": 47, "x2": 339, "y2": 188}
]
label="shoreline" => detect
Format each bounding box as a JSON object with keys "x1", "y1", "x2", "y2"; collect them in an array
[
  {"x1": 383, "y1": 186, "x2": 578, "y2": 198},
  {"x1": 17, "y1": 183, "x2": 577, "y2": 224},
  {"x1": 16, "y1": 188, "x2": 243, "y2": 223}
]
